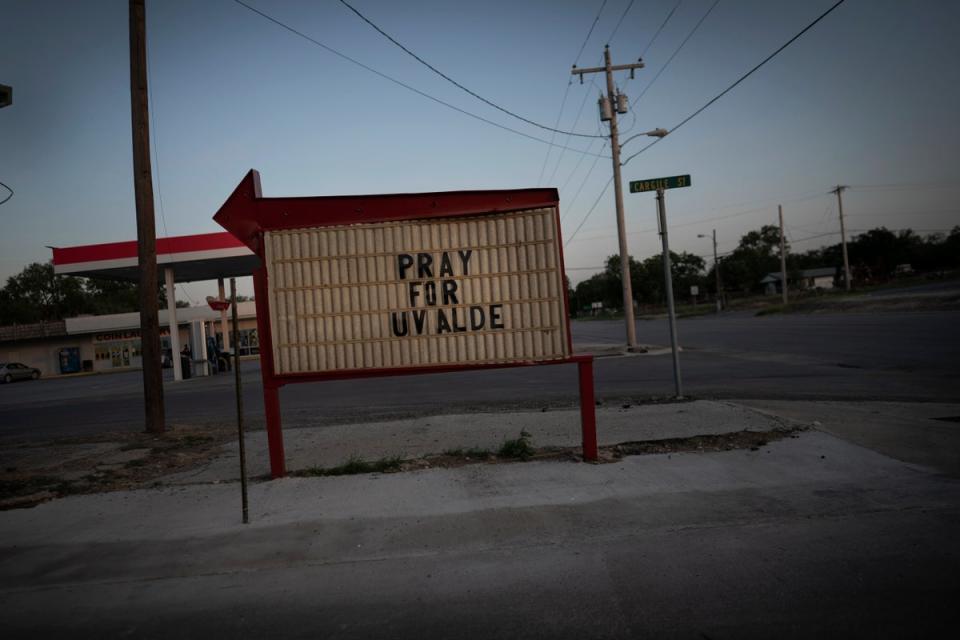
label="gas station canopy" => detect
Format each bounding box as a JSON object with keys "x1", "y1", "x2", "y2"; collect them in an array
[{"x1": 52, "y1": 232, "x2": 259, "y2": 282}]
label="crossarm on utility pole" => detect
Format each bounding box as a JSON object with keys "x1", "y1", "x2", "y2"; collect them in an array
[{"x1": 572, "y1": 61, "x2": 645, "y2": 78}]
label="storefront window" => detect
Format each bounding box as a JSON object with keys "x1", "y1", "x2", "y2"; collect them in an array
[{"x1": 215, "y1": 329, "x2": 259, "y2": 356}]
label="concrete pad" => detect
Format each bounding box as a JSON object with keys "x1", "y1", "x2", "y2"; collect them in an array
[
  {"x1": 0, "y1": 430, "x2": 941, "y2": 547},
  {"x1": 161, "y1": 400, "x2": 787, "y2": 483},
  {"x1": 736, "y1": 399, "x2": 960, "y2": 476}
]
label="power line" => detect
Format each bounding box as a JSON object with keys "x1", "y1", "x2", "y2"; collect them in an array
[
  {"x1": 568, "y1": 187, "x2": 827, "y2": 245},
  {"x1": 634, "y1": 0, "x2": 720, "y2": 105},
  {"x1": 565, "y1": 177, "x2": 614, "y2": 246},
  {"x1": 622, "y1": 0, "x2": 848, "y2": 167},
  {"x1": 642, "y1": 0, "x2": 683, "y2": 58},
  {"x1": 548, "y1": 79, "x2": 607, "y2": 187},
  {"x1": 336, "y1": 0, "x2": 604, "y2": 139},
  {"x1": 615, "y1": 0, "x2": 682, "y2": 91},
  {"x1": 146, "y1": 30, "x2": 195, "y2": 305},
  {"x1": 560, "y1": 140, "x2": 609, "y2": 222},
  {"x1": 606, "y1": 0, "x2": 636, "y2": 45},
  {"x1": 537, "y1": 81, "x2": 574, "y2": 185},
  {"x1": 0, "y1": 181, "x2": 12, "y2": 206},
  {"x1": 232, "y1": 0, "x2": 608, "y2": 157},
  {"x1": 575, "y1": 0, "x2": 609, "y2": 65},
  {"x1": 848, "y1": 208, "x2": 960, "y2": 217},
  {"x1": 540, "y1": 1, "x2": 611, "y2": 184},
  {"x1": 559, "y1": 137, "x2": 606, "y2": 195},
  {"x1": 847, "y1": 181, "x2": 960, "y2": 192}
]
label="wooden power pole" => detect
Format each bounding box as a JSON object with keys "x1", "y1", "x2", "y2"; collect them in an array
[
  {"x1": 130, "y1": 0, "x2": 165, "y2": 433},
  {"x1": 778, "y1": 205, "x2": 788, "y2": 305},
  {"x1": 572, "y1": 46, "x2": 645, "y2": 351},
  {"x1": 831, "y1": 185, "x2": 852, "y2": 291}
]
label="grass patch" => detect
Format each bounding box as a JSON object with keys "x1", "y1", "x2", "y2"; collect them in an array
[
  {"x1": 297, "y1": 454, "x2": 404, "y2": 477},
  {"x1": 498, "y1": 430, "x2": 534, "y2": 461},
  {"x1": 442, "y1": 447, "x2": 493, "y2": 459},
  {"x1": 755, "y1": 304, "x2": 787, "y2": 316},
  {"x1": 0, "y1": 475, "x2": 62, "y2": 496}
]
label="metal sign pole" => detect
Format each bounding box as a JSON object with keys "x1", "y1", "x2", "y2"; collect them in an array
[
  {"x1": 656, "y1": 188, "x2": 683, "y2": 399},
  {"x1": 230, "y1": 278, "x2": 249, "y2": 524}
]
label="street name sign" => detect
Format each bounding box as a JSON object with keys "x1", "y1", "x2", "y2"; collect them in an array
[{"x1": 629, "y1": 174, "x2": 691, "y2": 193}]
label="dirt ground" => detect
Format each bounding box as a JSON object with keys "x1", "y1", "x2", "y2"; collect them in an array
[
  {"x1": 0, "y1": 425, "x2": 235, "y2": 510},
  {"x1": 1, "y1": 423, "x2": 803, "y2": 510}
]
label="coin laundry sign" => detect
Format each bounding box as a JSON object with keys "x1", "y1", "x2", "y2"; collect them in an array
[{"x1": 262, "y1": 207, "x2": 568, "y2": 375}]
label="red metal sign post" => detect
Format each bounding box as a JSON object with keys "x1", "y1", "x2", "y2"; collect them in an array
[{"x1": 215, "y1": 170, "x2": 597, "y2": 478}]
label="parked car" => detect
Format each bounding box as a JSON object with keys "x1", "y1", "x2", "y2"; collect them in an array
[{"x1": 0, "y1": 362, "x2": 41, "y2": 383}]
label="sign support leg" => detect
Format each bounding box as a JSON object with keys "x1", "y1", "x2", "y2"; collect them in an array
[
  {"x1": 578, "y1": 357, "x2": 598, "y2": 461},
  {"x1": 230, "y1": 278, "x2": 249, "y2": 523}
]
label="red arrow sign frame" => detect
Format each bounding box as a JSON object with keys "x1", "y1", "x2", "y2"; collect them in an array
[{"x1": 214, "y1": 170, "x2": 596, "y2": 478}]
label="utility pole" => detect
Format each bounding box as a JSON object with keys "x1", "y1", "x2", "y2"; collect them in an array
[
  {"x1": 572, "y1": 46, "x2": 645, "y2": 351},
  {"x1": 712, "y1": 229, "x2": 722, "y2": 313},
  {"x1": 778, "y1": 205, "x2": 788, "y2": 305},
  {"x1": 700, "y1": 229, "x2": 722, "y2": 312},
  {"x1": 831, "y1": 185, "x2": 851, "y2": 291},
  {"x1": 129, "y1": 0, "x2": 165, "y2": 433}
]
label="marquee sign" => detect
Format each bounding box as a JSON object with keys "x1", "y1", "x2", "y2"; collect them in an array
[
  {"x1": 214, "y1": 170, "x2": 595, "y2": 478},
  {"x1": 263, "y1": 209, "x2": 569, "y2": 375}
]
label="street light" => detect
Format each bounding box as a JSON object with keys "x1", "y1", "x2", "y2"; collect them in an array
[
  {"x1": 620, "y1": 128, "x2": 669, "y2": 149},
  {"x1": 697, "y1": 231, "x2": 722, "y2": 313}
]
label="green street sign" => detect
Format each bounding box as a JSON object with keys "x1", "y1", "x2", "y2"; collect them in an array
[{"x1": 629, "y1": 174, "x2": 692, "y2": 193}]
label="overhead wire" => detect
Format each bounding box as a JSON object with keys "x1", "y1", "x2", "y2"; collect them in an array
[
  {"x1": 642, "y1": 0, "x2": 683, "y2": 59},
  {"x1": 232, "y1": 0, "x2": 607, "y2": 158},
  {"x1": 569, "y1": 189, "x2": 829, "y2": 245},
  {"x1": 621, "y1": 0, "x2": 848, "y2": 168},
  {"x1": 574, "y1": 0, "x2": 610, "y2": 69},
  {"x1": 336, "y1": 0, "x2": 604, "y2": 139},
  {"x1": 605, "y1": 0, "x2": 637, "y2": 44},
  {"x1": 538, "y1": 81, "x2": 575, "y2": 185},
  {"x1": 634, "y1": 0, "x2": 721, "y2": 105},
  {"x1": 541, "y1": 0, "x2": 611, "y2": 185},
  {"x1": 146, "y1": 29, "x2": 195, "y2": 304},
  {"x1": 561, "y1": 1, "x2": 683, "y2": 240},
  {"x1": 560, "y1": 139, "x2": 610, "y2": 223},
  {"x1": 550, "y1": 78, "x2": 607, "y2": 188},
  {"x1": 847, "y1": 181, "x2": 960, "y2": 192},
  {"x1": 565, "y1": 177, "x2": 614, "y2": 246},
  {"x1": 0, "y1": 181, "x2": 12, "y2": 206}
]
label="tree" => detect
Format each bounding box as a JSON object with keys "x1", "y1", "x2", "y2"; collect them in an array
[
  {"x1": 0, "y1": 262, "x2": 175, "y2": 325},
  {"x1": 84, "y1": 278, "x2": 140, "y2": 315},
  {"x1": 721, "y1": 225, "x2": 788, "y2": 293},
  {"x1": 0, "y1": 263, "x2": 90, "y2": 324},
  {"x1": 640, "y1": 252, "x2": 705, "y2": 303}
]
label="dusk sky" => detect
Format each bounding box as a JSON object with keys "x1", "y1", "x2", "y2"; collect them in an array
[{"x1": 2, "y1": 0, "x2": 958, "y2": 301}]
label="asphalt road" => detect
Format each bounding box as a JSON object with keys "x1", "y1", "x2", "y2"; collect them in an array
[{"x1": 2, "y1": 310, "x2": 958, "y2": 441}]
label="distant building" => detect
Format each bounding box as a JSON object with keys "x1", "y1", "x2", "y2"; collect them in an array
[
  {"x1": 761, "y1": 267, "x2": 837, "y2": 296},
  {"x1": 0, "y1": 303, "x2": 257, "y2": 377}
]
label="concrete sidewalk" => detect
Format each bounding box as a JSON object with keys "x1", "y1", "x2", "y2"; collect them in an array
[{"x1": 1, "y1": 426, "x2": 957, "y2": 638}]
